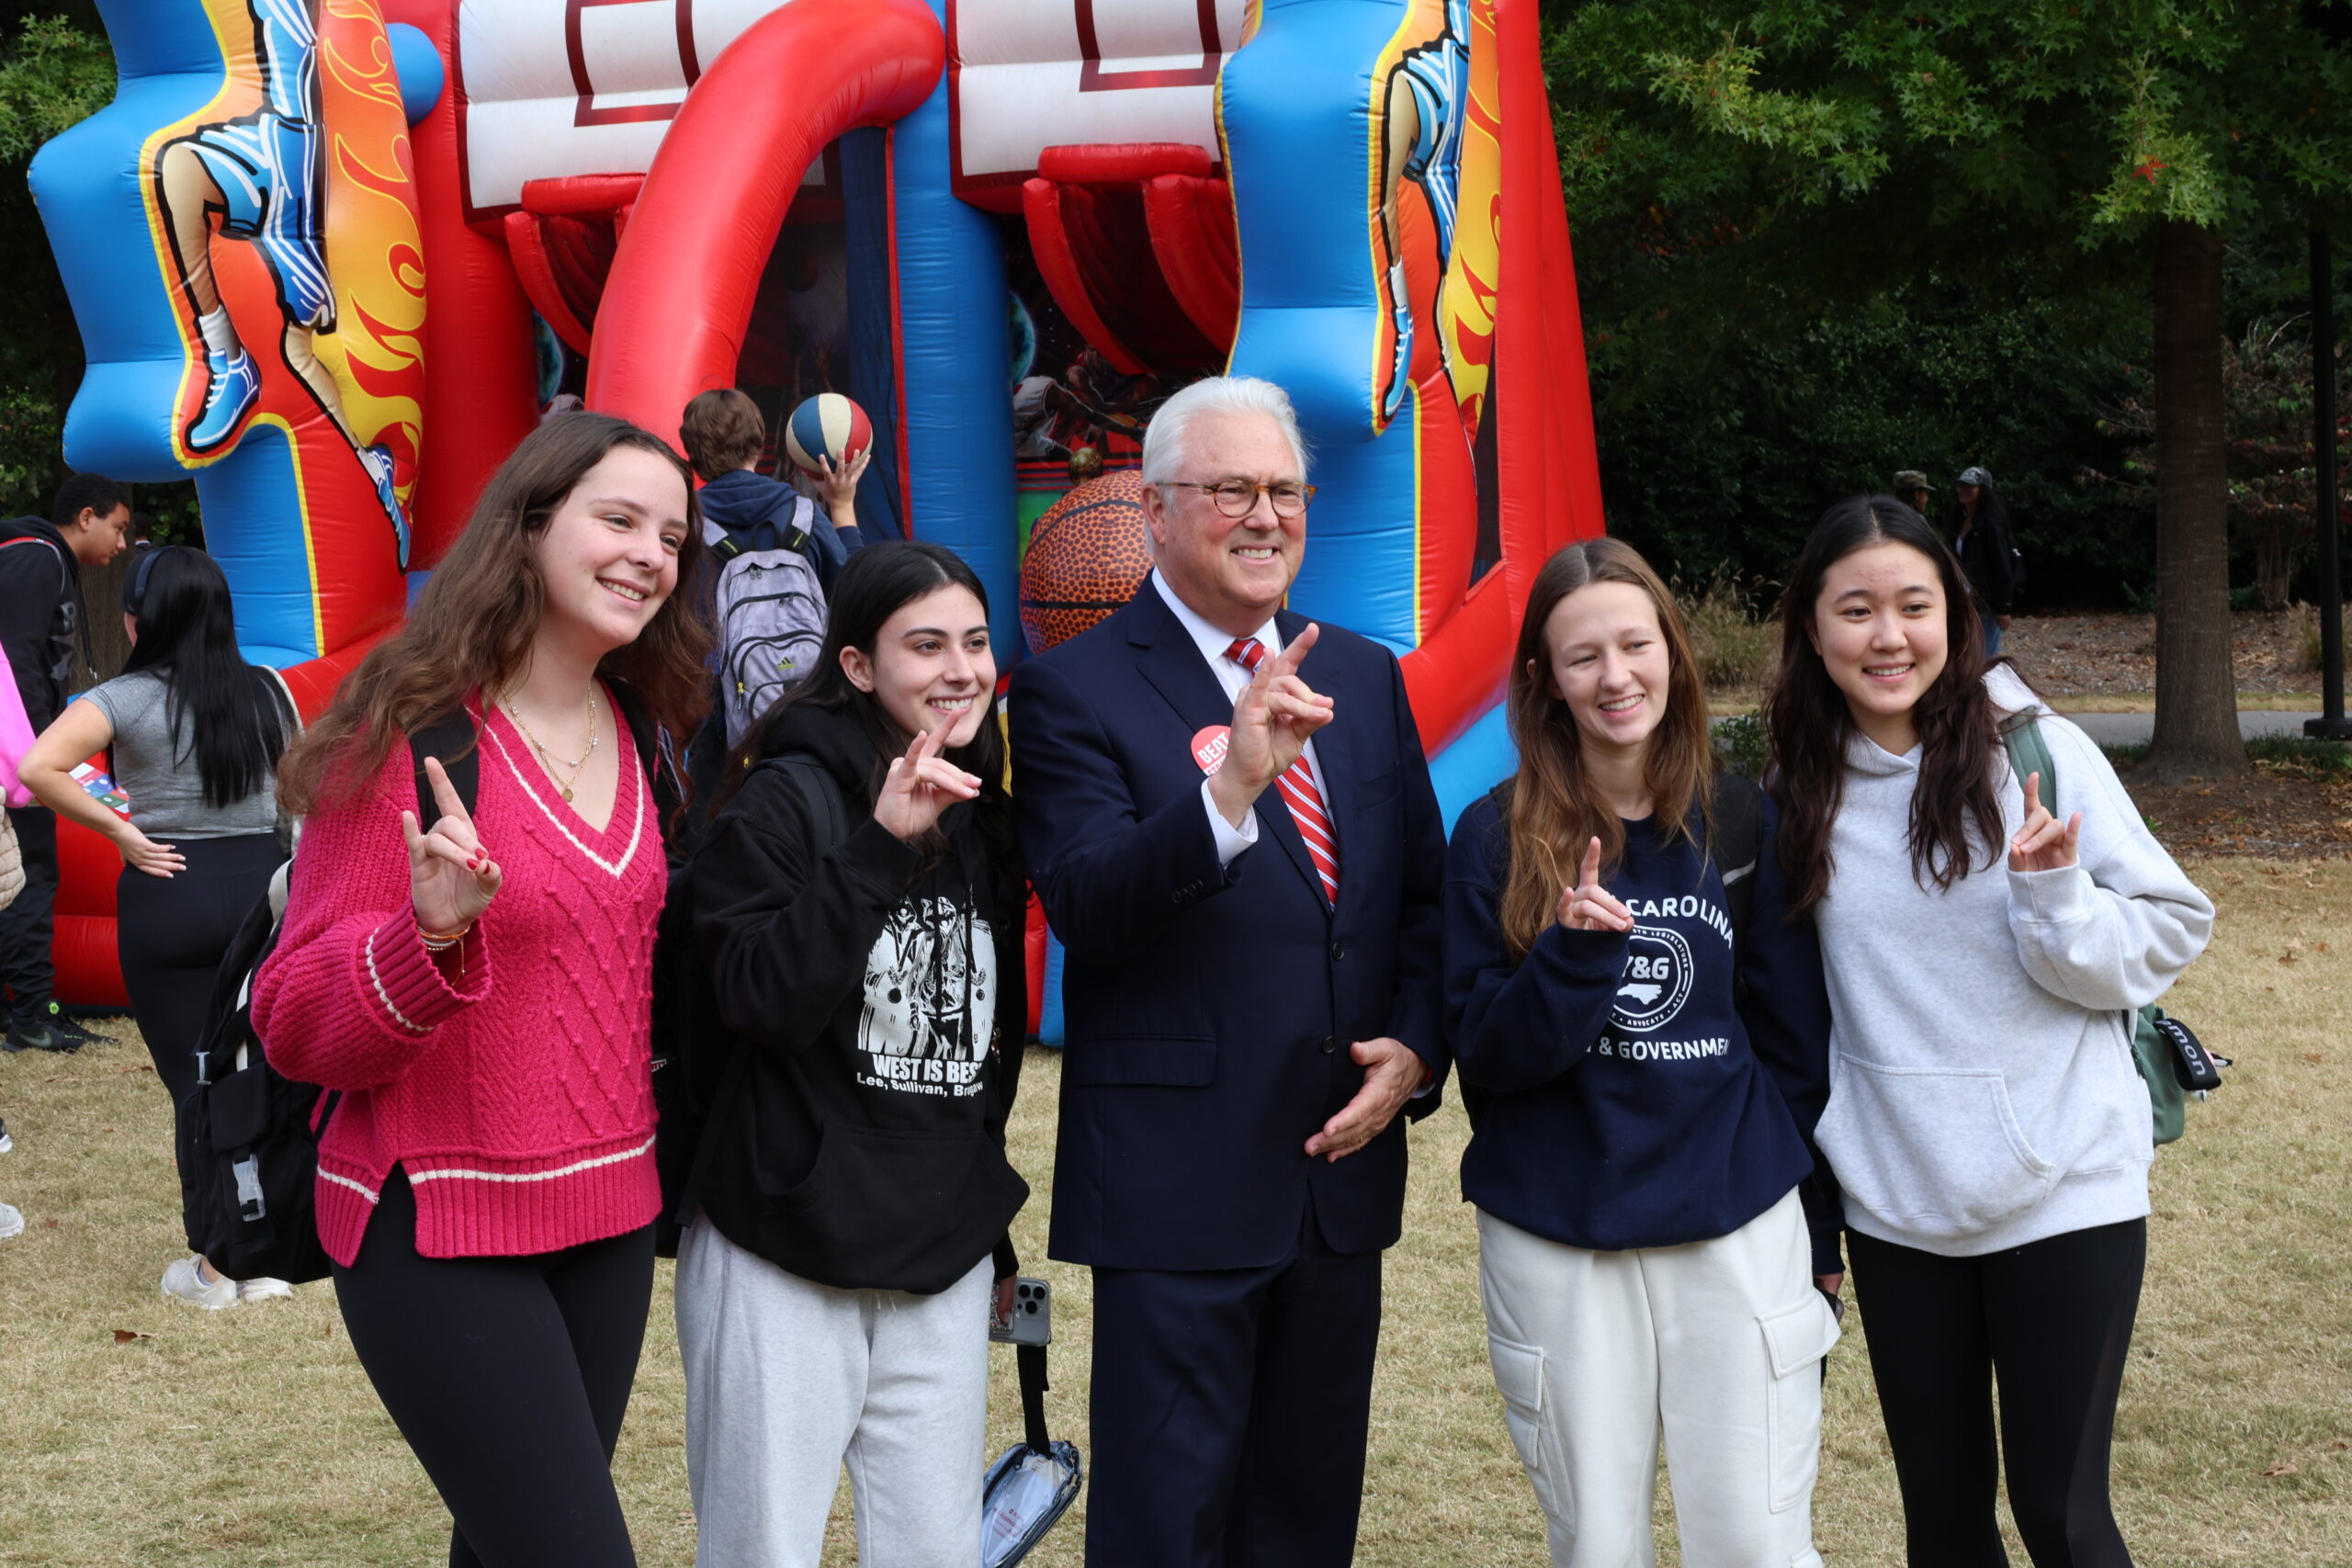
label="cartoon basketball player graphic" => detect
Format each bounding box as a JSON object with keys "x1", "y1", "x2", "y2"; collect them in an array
[
  {"x1": 1373, "y1": 0, "x2": 1471, "y2": 427},
  {"x1": 153, "y1": 0, "x2": 408, "y2": 565}
]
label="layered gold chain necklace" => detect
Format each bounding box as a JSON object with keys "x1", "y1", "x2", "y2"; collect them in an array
[{"x1": 502, "y1": 688, "x2": 600, "y2": 802}]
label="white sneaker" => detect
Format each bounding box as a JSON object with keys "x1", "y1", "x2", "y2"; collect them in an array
[
  {"x1": 236, "y1": 1276, "x2": 294, "y2": 1304},
  {"x1": 162, "y1": 1255, "x2": 239, "y2": 1309},
  {"x1": 0, "y1": 1201, "x2": 22, "y2": 1240}
]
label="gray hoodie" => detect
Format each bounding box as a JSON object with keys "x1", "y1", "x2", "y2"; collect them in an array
[{"x1": 1811, "y1": 668, "x2": 2213, "y2": 1256}]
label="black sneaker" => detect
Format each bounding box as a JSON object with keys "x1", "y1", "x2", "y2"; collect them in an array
[
  {"x1": 3, "y1": 1016, "x2": 79, "y2": 1055},
  {"x1": 40, "y1": 1004, "x2": 109, "y2": 1047}
]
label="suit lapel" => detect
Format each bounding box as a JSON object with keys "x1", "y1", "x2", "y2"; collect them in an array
[
  {"x1": 1129, "y1": 589, "x2": 1331, "y2": 912},
  {"x1": 1127, "y1": 585, "x2": 1234, "y2": 739}
]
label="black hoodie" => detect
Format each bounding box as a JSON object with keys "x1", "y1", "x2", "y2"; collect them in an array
[
  {"x1": 0, "y1": 516, "x2": 82, "y2": 732},
  {"x1": 689, "y1": 700, "x2": 1028, "y2": 1293}
]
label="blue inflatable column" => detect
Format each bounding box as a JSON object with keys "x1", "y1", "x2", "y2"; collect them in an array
[
  {"x1": 889, "y1": 5, "x2": 1021, "y2": 662},
  {"x1": 1220, "y1": 0, "x2": 1420, "y2": 653}
]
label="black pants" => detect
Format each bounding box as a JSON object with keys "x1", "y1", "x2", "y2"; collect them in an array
[
  {"x1": 334, "y1": 1170, "x2": 656, "y2": 1568},
  {"x1": 1849, "y1": 1219, "x2": 2147, "y2": 1568},
  {"x1": 0, "y1": 806, "x2": 58, "y2": 1014},
  {"x1": 1085, "y1": 1201, "x2": 1384, "y2": 1568},
  {"x1": 115, "y1": 833, "x2": 279, "y2": 1104}
]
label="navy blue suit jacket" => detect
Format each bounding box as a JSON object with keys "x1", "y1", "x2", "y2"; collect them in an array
[{"x1": 1010, "y1": 583, "x2": 1449, "y2": 1272}]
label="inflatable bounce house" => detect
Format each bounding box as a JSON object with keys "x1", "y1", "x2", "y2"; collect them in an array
[{"x1": 30, "y1": 0, "x2": 1602, "y2": 1009}]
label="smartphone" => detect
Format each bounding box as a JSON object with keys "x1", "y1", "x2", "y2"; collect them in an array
[{"x1": 989, "y1": 1276, "x2": 1052, "y2": 1347}]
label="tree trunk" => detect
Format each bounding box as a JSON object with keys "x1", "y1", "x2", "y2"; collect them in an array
[{"x1": 2143, "y1": 220, "x2": 2246, "y2": 782}]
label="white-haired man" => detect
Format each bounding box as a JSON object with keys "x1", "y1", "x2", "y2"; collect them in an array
[{"x1": 1010, "y1": 376, "x2": 1449, "y2": 1567}]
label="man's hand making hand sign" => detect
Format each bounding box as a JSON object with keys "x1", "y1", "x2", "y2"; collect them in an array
[{"x1": 1207, "y1": 621, "x2": 1334, "y2": 829}]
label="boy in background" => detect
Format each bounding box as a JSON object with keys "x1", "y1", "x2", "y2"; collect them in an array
[{"x1": 680, "y1": 389, "x2": 869, "y2": 591}]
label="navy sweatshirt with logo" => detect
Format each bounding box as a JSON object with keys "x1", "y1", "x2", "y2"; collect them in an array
[{"x1": 1442, "y1": 788, "x2": 1836, "y2": 1267}]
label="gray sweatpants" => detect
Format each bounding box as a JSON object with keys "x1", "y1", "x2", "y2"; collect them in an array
[{"x1": 674, "y1": 1216, "x2": 990, "y2": 1568}]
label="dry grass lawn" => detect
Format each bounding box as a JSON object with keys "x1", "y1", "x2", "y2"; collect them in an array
[{"x1": 0, "y1": 856, "x2": 2346, "y2": 1565}]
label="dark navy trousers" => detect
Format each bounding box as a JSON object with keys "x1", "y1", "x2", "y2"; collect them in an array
[{"x1": 1084, "y1": 1201, "x2": 1384, "y2": 1568}]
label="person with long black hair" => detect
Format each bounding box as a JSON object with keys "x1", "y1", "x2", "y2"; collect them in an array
[
  {"x1": 20, "y1": 545, "x2": 297, "y2": 1307},
  {"x1": 1951, "y1": 466, "x2": 2017, "y2": 654},
  {"x1": 1768, "y1": 496, "x2": 2211, "y2": 1568},
  {"x1": 681, "y1": 541, "x2": 1027, "y2": 1568}
]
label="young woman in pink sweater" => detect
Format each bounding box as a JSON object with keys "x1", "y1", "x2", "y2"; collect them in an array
[{"x1": 253, "y1": 413, "x2": 708, "y2": 1568}]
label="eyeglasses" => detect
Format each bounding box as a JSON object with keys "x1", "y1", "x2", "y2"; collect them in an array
[{"x1": 1161, "y1": 479, "x2": 1317, "y2": 518}]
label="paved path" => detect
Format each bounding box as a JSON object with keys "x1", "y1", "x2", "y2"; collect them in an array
[{"x1": 2064, "y1": 711, "x2": 2330, "y2": 746}]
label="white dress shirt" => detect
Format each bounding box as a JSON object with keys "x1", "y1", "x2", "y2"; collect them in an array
[{"x1": 1148, "y1": 570, "x2": 1331, "y2": 869}]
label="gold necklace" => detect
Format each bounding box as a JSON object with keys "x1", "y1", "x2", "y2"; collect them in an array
[{"x1": 503, "y1": 689, "x2": 599, "y2": 801}]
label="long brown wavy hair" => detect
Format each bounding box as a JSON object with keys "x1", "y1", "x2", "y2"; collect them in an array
[
  {"x1": 1765, "y1": 494, "x2": 2003, "y2": 914},
  {"x1": 1498, "y1": 539, "x2": 1716, "y2": 961},
  {"x1": 278, "y1": 412, "x2": 713, "y2": 814}
]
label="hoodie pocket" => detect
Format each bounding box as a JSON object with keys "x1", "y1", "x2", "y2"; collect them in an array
[
  {"x1": 1816, "y1": 1053, "x2": 2058, "y2": 1232},
  {"x1": 758, "y1": 1119, "x2": 1020, "y2": 1292}
]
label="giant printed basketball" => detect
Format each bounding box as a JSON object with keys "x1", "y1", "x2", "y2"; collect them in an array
[
  {"x1": 1020, "y1": 469, "x2": 1154, "y2": 655},
  {"x1": 783, "y1": 392, "x2": 873, "y2": 474}
]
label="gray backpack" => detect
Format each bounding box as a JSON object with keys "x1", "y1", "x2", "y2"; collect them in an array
[{"x1": 707, "y1": 502, "x2": 828, "y2": 747}]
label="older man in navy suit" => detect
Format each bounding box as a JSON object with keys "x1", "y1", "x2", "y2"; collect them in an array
[{"x1": 1010, "y1": 376, "x2": 1448, "y2": 1568}]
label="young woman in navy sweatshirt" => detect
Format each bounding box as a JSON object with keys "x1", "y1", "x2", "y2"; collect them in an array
[{"x1": 1442, "y1": 538, "x2": 1841, "y2": 1568}]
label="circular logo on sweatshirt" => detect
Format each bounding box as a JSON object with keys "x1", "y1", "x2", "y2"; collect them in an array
[{"x1": 1611, "y1": 925, "x2": 1693, "y2": 1033}]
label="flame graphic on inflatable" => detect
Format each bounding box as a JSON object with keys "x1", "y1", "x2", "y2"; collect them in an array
[{"x1": 1437, "y1": 0, "x2": 1500, "y2": 439}]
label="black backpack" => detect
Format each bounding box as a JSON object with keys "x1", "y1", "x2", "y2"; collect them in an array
[{"x1": 180, "y1": 691, "x2": 708, "y2": 1280}]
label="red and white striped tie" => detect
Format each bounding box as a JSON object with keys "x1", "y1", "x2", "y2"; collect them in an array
[{"x1": 1228, "y1": 637, "x2": 1340, "y2": 905}]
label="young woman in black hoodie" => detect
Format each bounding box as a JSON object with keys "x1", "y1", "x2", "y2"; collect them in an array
[{"x1": 681, "y1": 542, "x2": 1027, "y2": 1568}]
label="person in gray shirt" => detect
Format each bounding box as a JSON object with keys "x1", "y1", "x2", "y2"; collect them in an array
[{"x1": 19, "y1": 547, "x2": 298, "y2": 1308}]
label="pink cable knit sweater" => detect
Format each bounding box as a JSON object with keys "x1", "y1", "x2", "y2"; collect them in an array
[{"x1": 252, "y1": 697, "x2": 664, "y2": 1265}]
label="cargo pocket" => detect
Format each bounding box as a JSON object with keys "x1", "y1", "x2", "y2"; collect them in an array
[
  {"x1": 1758, "y1": 1296, "x2": 1840, "y2": 1514},
  {"x1": 1487, "y1": 1332, "x2": 1569, "y2": 1531}
]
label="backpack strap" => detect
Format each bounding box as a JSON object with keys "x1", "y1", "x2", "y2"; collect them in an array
[
  {"x1": 666, "y1": 750, "x2": 851, "y2": 1231},
  {"x1": 606, "y1": 681, "x2": 681, "y2": 835},
  {"x1": 1998, "y1": 709, "x2": 2057, "y2": 804},
  {"x1": 1712, "y1": 771, "x2": 1765, "y2": 955},
  {"x1": 408, "y1": 709, "x2": 480, "y2": 822}
]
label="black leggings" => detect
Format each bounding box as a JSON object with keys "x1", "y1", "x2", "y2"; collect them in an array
[
  {"x1": 114, "y1": 833, "x2": 281, "y2": 1104},
  {"x1": 1849, "y1": 1219, "x2": 2147, "y2": 1568},
  {"x1": 333, "y1": 1170, "x2": 656, "y2": 1568}
]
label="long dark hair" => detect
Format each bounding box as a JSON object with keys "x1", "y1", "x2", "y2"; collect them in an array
[
  {"x1": 1960, "y1": 471, "x2": 2008, "y2": 539},
  {"x1": 1766, "y1": 495, "x2": 2004, "y2": 914},
  {"x1": 119, "y1": 547, "x2": 293, "y2": 809},
  {"x1": 1499, "y1": 539, "x2": 1715, "y2": 960},
  {"x1": 279, "y1": 414, "x2": 712, "y2": 813},
  {"x1": 714, "y1": 541, "x2": 1011, "y2": 853}
]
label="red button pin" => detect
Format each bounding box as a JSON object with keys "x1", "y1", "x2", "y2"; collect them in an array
[{"x1": 1191, "y1": 725, "x2": 1231, "y2": 775}]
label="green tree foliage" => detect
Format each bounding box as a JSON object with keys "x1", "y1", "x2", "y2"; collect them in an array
[{"x1": 1545, "y1": 0, "x2": 2352, "y2": 775}]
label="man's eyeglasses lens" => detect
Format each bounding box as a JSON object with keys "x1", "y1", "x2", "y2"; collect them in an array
[{"x1": 1205, "y1": 481, "x2": 1313, "y2": 517}]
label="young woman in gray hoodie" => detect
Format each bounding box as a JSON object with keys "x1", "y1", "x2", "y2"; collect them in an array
[{"x1": 1766, "y1": 497, "x2": 2211, "y2": 1568}]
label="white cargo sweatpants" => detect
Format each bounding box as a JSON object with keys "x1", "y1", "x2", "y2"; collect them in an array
[{"x1": 1476, "y1": 1187, "x2": 1840, "y2": 1568}]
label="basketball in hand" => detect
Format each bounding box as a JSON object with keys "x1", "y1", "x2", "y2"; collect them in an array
[{"x1": 783, "y1": 392, "x2": 873, "y2": 474}]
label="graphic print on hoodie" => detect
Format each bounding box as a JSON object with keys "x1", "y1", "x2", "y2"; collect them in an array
[
  {"x1": 1595, "y1": 886, "x2": 1738, "y2": 1064},
  {"x1": 857, "y1": 897, "x2": 996, "y2": 1095}
]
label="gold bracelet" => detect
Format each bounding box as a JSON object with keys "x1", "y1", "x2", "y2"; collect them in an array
[{"x1": 417, "y1": 921, "x2": 472, "y2": 949}]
